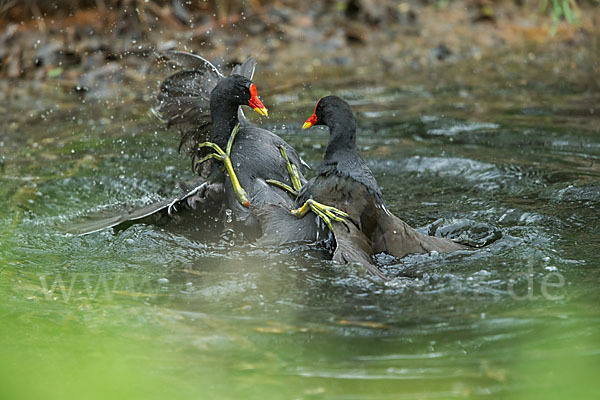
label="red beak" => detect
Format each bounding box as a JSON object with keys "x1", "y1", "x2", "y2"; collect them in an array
[
  {"x1": 248, "y1": 84, "x2": 268, "y2": 117},
  {"x1": 303, "y1": 99, "x2": 320, "y2": 129},
  {"x1": 302, "y1": 114, "x2": 317, "y2": 129}
]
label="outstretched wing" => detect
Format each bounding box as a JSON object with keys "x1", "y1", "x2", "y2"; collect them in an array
[
  {"x1": 231, "y1": 56, "x2": 257, "y2": 80},
  {"x1": 153, "y1": 67, "x2": 219, "y2": 175},
  {"x1": 160, "y1": 51, "x2": 224, "y2": 78},
  {"x1": 153, "y1": 53, "x2": 258, "y2": 174},
  {"x1": 62, "y1": 180, "x2": 224, "y2": 235},
  {"x1": 232, "y1": 57, "x2": 258, "y2": 123}
]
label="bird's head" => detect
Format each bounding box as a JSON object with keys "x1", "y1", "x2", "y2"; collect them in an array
[
  {"x1": 302, "y1": 95, "x2": 353, "y2": 130},
  {"x1": 212, "y1": 74, "x2": 268, "y2": 117}
]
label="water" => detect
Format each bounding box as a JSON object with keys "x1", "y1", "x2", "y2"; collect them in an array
[{"x1": 1, "y1": 54, "x2": 599, "y2": 399}]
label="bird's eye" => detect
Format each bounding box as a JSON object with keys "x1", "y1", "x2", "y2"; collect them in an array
[{"x1": 239, "y1": 83, "x2": 251, "y2": 94}]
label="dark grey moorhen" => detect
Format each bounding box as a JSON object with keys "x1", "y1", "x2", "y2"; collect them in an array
[
  {"x1": 68, "y1": 52, "x2": 321, "y2": 242},
  {"x1": 153, "y1": 52, "x2": 325, "y2": 240},
  {"x1": 258, "y1": 96, "x2": 466, "y2": 277}
]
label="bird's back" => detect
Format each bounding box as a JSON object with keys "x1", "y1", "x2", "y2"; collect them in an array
[
  {"x1": 231, "y1": 125, "x2": 305, "y2": 190},
  {"x1": 220, "y1": 124, "x2": 314, "y2": 240}
]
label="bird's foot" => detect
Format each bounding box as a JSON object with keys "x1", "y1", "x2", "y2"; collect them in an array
[
  {"x1": 197, "y1": 123, "x2": 249, "y2": 208},
  {"x1": 291, "y1": 199, "x2": 349, "y2": 232}
]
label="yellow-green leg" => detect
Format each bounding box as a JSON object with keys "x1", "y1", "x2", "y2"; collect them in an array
[
  {"x1": 265, "y1": 179, "x2": 298, "y2": 196},
  {"x1": 266, "y1": 145, "x2": 349, "y2": 232},
  {"x1": 197, "y1": 123, "x2": 249, "y2": 208},
  {"x1": 265, "y1": 146, "x2": 303, "y2": 197},
  {"x1": 279, "y1": 145, "x2": 303, "y2": 192}
]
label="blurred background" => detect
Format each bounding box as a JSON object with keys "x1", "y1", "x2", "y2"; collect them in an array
[{"x1": 1, "y1": 0, "x2": 599, "y2": 82}]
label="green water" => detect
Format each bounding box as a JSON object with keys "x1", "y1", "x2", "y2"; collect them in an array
[{"x1": 1, "y1": 52, "x2": 599, "y2": 399}]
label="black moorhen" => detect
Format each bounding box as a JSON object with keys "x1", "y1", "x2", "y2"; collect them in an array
[
  {"x1": 152, "y1": 52, "x2": 321, "y2": 240},
  {"x1": 261, "y1": 96, "x2": 466, "y2": 275}
]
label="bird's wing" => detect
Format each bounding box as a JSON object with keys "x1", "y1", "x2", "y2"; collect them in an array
[
  {"x1": 231, "y1": 57, "x2": 257, "y2": 80},
  {"x1": 153, "y1": 67, "x2": 217, "y2": 175},
  {"x1": 232, "y1": 57, "x2": 258, "y2": 125},
  {"x1": 153, "y1": 52, "x2": 225, "y2": 176},
  {"x1": 161, "y1": 50, "x2": 224, "y2": 78},
  {"x1": 62, "y1": 180, "x2": 223, "y2": 236},
  {"x1": 254, "y1": 203, "x2": 323, "y2": 246}
]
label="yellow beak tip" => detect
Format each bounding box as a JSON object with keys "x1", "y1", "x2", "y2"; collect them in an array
[
  {"x1": 253, "y1": 107, "x2": 268, "y2": 117},
  {"x1": 302, "y1": 122, "x2": 312, "y2": 130}
]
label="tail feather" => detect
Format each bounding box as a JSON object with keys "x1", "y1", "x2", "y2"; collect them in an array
[{"x1": 373, "y1": 209, "x2": 467, "y2": 258}]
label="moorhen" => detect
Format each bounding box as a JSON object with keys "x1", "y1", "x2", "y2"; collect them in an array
[
  {"x1": 153, "y1": 52, "x2": 337, "y2": 240},
  {"x1": 261, "y1": 96, "x2": 466, "y2": 275}
]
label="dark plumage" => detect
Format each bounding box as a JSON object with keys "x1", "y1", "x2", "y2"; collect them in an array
[
  {"x1": 65, "y1": 55, "x2": 462, "y2": 282},
  {"x1": 295, "y1": 96, "x2": 466, "y2": 273},
  {"x1": 154, "y1": 52, "x2": 318, "y2": 239},
  {"x1": 153, "y1": 51, "x2": 232, "y2": 177},
  {"x1": 69, "y1": 52, "x2": 320, "y2": 240}
]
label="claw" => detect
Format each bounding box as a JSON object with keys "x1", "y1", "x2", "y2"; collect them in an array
[
  {"x1": 291, "y1": 198, "x2": 349, "y2": 232},
  {"x1": 197, "y1": 123, "x2": 250, "y2": 208},
  {"x1": 167, "y1": 198, "x2": 178, "y2": 216}
]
